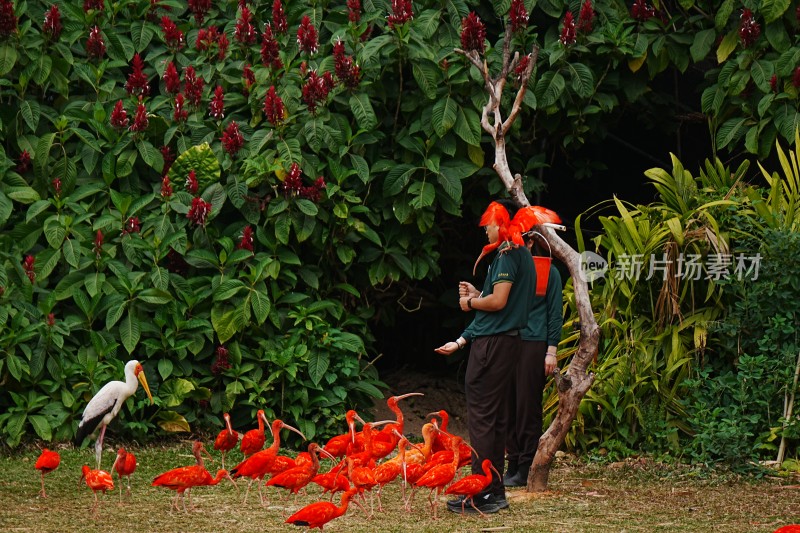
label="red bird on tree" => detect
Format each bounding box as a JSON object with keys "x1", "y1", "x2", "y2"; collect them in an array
[
  {"x1": 240, "y1": 409, "x2": 268, "y2": 456},
  {"x1": 445, "y1": 458, "x2": 500, "y2": 516},
  {"x1": 111, "y1": 447, "x2": 137, "y2": 501},
  {"x1": 79, "y1": 465, "x2": 114, "y2": 517},
  {"x1": 214, "y1": 412, "x2": 240, "y2": 469},
  {"x1": 34, "y1": 448, "x2": 60, "y2": 498},
  {"x1": 286, "y1": 487, "x2": 361, "y2": 530}
]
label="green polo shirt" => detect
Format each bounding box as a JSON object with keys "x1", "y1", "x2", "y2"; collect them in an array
[
  {"x1": 521, "y1": 263, "x2": 563, "y2": 346},
  {"x1": 461, "y1": 243, "x2": 536, "y2": 340}
]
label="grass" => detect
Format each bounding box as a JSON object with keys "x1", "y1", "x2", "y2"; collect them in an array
[{"x1": 1, "y1": 443, "x2": 799, "y2": 532}]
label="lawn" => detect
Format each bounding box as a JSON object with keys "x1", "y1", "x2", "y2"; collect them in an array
[{"x1": 1, "y1": 443, "x2": 798, "y2": 532}]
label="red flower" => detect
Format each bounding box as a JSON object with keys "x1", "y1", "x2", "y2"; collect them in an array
[
  {"x1": 22, "y1": 255, "x2": 35, "y2": 283},
  {"x1": 125, "y1": 53, "x2": 150, "y2": 96},
  {"x1": 195, "y1": 27, "x2": 214, "y2": 51},
  {"x1": 86, "y1": 26, "x2": 106, "y2": 59},
  {"x1": 43, "y1": 6, "x2": 62, "y2": 40},
  {"x1": 187, "y1": 197, "x2": 212, "y2": 226},
  {"x1": 739, "y1": 9, "x2": 760, "y2": 49},
  {"x1": 173, "y1": 93, "x2": 188, "y2": 122},
  {"x1": 235, "y1": 7, "x2": 256, "y2": 45},
  {"x1": 770, "y1": 74, "x2": 778, "y2": 93},
  {"x1": 297, "y1": 15, "x2": 319, "y2": 55},
  {"x1": 515, "y1": 54, "x2": 531, "y2": 83},
  {"x1": 301, "y1": 177, "x2": 326, "y2": 202},
  {"x1": 238, "y1": 225, "x2": 254, "y2": 251},
  {"x1": 211, "y1": 345, "x2": 231, "y2": 374},
  {"x1": 560, "y1": 11, "x2": 576, "y2": 46},
  {"x1": 578, "y1": 0, "x2": 594, "y2": 33},
  {"x1": 188, "y1": 0, "x2": 211, "y2": 25},
  {"x1": 509, "y1": 0, "x2": 528, "y2": 34},
  {"x1": 792, "y1": 67, "x2": 800, "y2": 88},
  {"x1": 16, "y1": 150, "x2": 30, "y2": 173},
  {"x1": 221, "y1": 121, "x2": 244, "y2": 157},
  {"x1": 217, "y1": 31, "x2": 229, "y2": 59},
  {"x1": 161, "y1": 16, "x2": 185, "y2": 51},
  {"x1": 122, "y1": 216, "x2": 141, "y2": 235},
  {"x1": 160, "y1": 175, "x2": 173, "y2": 199},
  {"x1": 47, "y1": 313, "x2": 55, "y2": 327},
  {"x1": 161, "y1": 145, "x2": 175, "y2": 173},
  {"x1": 93, "y1": 230, "x2": 103, "y2": 258},
  {"x1": 333, "y1": 40, "x2": 361, "y2": 90},
  {"x1": 84, "y1": 0, "x2": 104, "y2": 12},
  {"x1": 631, "y1": 0, "x2": 655, "y2": 22},
  {"x1": 263, "y1": 86, "x2": 285, "y2": 126},
  {"x1": 460, "y1": 13, "x2": 486, "y2": 54},
  {"x1": 301, "y1": 70, "x2": 333, "y2": 114},
  {"x1": 186, "y1": 169, "x2": 198, "y2": 194},
  {"x1": 272, "y1": 0, "x2": 287, "y2": 34},
  {"x1": 348, "y1": 0, "x2": 361, "y2": 23},
  {"x1": 282, "y1": 163, "x2": 303, "y2": 196},
  {"x1": 261, "y1": 23, "x2": 283, "y2": 69},
  {"x1": 183, "y1": 66, "x2": 204, "y2": 107},
  {"x1": 209, "y1": 85, "x2": 225, "y2": 120},
  {"x1": 110, "y1": 100, "x2": 129, "y2": 129},
  {"x1": 129, "y1": 100, "x2": 149, "y2": 132},
  {"x1": 52, "y1": 177, "x2": 62, "y2": 196},
  {"x1": 387, "y1": 0, "x2": 413, "y2": 29},
  {"x1": 163, "y1": 61, "x2": 181, "y2": 94},
  {"x1": 0, "y1": 0, "x2": 15, "y2": 38},
  {"x1": 242, "y1": 63, "x2": 256, "y2": 95}
]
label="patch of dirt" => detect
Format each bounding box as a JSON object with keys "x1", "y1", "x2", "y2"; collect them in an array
[{"x1": 369, "y1": 366, "x2": 470, "y2": 441}]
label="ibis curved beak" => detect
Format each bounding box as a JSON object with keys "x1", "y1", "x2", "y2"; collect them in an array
[
  {"x1": 392, "y1": 392, "x2": 423, "y2": 401},
  {"x1": 137, "y1": 371, "x2": 154, "y2": 405},
  {"x1": 281, "y1": 423, "x2": 307, "y2": 441}
]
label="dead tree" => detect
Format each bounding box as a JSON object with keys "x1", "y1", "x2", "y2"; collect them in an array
[{"x1": 455, "y1": 37, "x2": 599, "y2": 492}]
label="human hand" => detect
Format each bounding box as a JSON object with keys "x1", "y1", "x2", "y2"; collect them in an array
[
  {"x1": 458, "y1": 281, "x2": 479, "y2": 298},
  {"x1": 545, "y1": 354, "x2": 558, "y2": 375},
  {"x1": 434, "y1": 342, "x2": 461, "y2": 355}
]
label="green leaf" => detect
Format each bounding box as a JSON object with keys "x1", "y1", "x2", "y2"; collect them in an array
[
  {"x1": 150, "y1": 266, "x2": 169, "y2": 291},
  {"x1": 349, "y1": 93, "x2": 378, "y2": 131},
  {"x1": 274, "y1": 213, "x2": 291, "y2": 244},
  {"x1": 350, "y1": 154, "x2": 370, "y2": 183},
  {"x1": 26, "y1": 200, "x2": 51, "y2": 223},
  {"x1": 19, "y1": 100, "x2": 41, "y2": 132},
  {"x1": 412, "y1": 61, "x2": 439, "y2": 100},
  {"x1": 106, "y1": 300, "x2": 126, "y2": 329},
  {"x1": 304, "y1": 118, "x2": 324, "y2": 153},
  {"x1": 408, "y1": 181, "x2": 435, "y2": 209},
  {"x1": 437, "y1": 169, "x2": 463, "y2": 202},
  {"x1": 714, "y1": 0, "x2": 735, "y2": 30},
  {"x1": 130, "y1": 20, "x2": 155, "y2": 52},
  {"x1": 43, "y1": 217, "x2": 66, "y2": 248},
  {"x1": 535, "y1": 71, "x2": 566, "y2": 108},
  {"x1": 29, "y1": 415, "x2": 51, "y2": 441},
  {"x1": 62, "y1": 239, "x2": 80, "y2": 268},
  {"x1": 453, "y1": 108, "x2": 481, "y2": 145},
  {"x1": 37, "y1": 248, "x2": 61, "y2": 280},
  {"x1": 6, "y1": 186, "x2": 40, "y2": 204},
  {"x1": 158, "y1": 411, "x2": 191, "y2": 432},
  {"x1": 567, "y1": 63, "x2": 594, "y2": 99},
  {"x1": 295, "y1": 199, "x2": 319, "y2": 216},
  {"x1": 414, "y1": 9, "x2": 442, "y2": 39},
  {"x1": 383, "y1": 164, "x2": 415, "y2": 196},
  {"x1": 751, "y1": 60, "x2": 774, "y2": 92},
  {"x1": 308, "y1": 351, "x2": 330, "y2": 386},
  {"x1": 0, "y1": 44, "x2": 17, "y2": 75},
  {"x1": 85, "y1": 272, "x2": 105, "y2": 298},
  {"x1": 138, "y1": 288, "x2": 173, "y2": 304},
  {"x1": 214, "y1": 279, "x2": 247, "y2": 301},
  {"x1": 0, "y1": 191, "x2": 11, "y2": 226},
  {"x1": 158, "y1": 359, "x2": 173, "y2": 381},
  {"x1": 211, "y1": 306, "x2": 238, "y2": 343},
  {"x1": 716, "y1": 117, "x2": 748, "y2": 149},
  {"x1": 761, "y1": 0, "x2": 791, "y2": 23},
  {"x1": 716, "y1": 31, "x2": 738, "y2": 63},
  {"x1": 119, "y1": 313, "x2": 141, "y2": 354},
  {"x1": 250, "y1": 287, "x2": 270, "y2": 325},
  {"x1": 690, "y1": 29, "x2": 716, "y2": 62},
  {"x1": 167, "y1": 143, "x2": 221, "y2": 191},
  {"x1": 432, "y1": 96, "x2": 458, "y2": 137}
]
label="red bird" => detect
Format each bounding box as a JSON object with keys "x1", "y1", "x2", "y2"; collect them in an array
[
  {"x1": 34, "y1": 448, "x2": 60, "y2": 498},
  {"x1": 413, "y1": 436, "x2": 473, "y2": 519},
  {"x1": 445, "y1": 458, "x2": 500, "y2": 516},
  {"x1": 372, "y1": 392, "x2": 423, "y2": 448},
  {"x1": 230, "y1": 419, "x2": 305, "y2": 504},
  {"x1": 311, "y1": 468, "x2": 350, "y2": 500},
  {"x1": 79, "y1": 465, "x2": 114, "y2": 517},
  {"x1": 266, "y1": 442, "x2": 335, "y2": 504},
  {"x1": 286, "y1": 487, "x2": 360, "y2": 530},
  {"x1": 214, "y1": 412, "x2": 240, "y2": 469},
  {"x1": 111, "y1": 447, "x2": 137, "y2": 500},
  {"x1": 372, "y1": 434, "x2": 421, "y2": 511},
  {"x1": 427, "y1": 410, "x2": 450, "y2": 453},
  {"x1": 240, "y1": 409, "x2": 268, "y2": 456},
  {"x1": 322, "y1": 410, "x2": 359, "y2": 458},
  {"x1": 151, "y1": 441, "x2": 234, "y2": 511}
]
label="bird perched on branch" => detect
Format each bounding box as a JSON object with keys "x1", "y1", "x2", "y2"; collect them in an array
[
  {"x1": 74, "y1": 360, "x2": 153, "y2": 469},
  {"x1": 34, "y1": 448, "x2": 60, "y2": 498}
]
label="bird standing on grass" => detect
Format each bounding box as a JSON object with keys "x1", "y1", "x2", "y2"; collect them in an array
[
  {"x1": 74, "y1": 360, "x2": 154, "y2": 469},
  {"x1": 79, "y1": 465, "x2": 114, "y2": 517},
  {"x1": 34, "y1": 448, "x2": 60, "y2": 498},
  {"x1": 214, "y1": 412, "x2": 239, "y2": 469},
  {"x1": 111, "y1": 447, "x2": 137, "y2": 501},
  {"x1": 240, "y1": 409, "x2": 268, "y2": 457},
  {"x1": 286, "y1": 487, "x2": 361, "y2": 530}
]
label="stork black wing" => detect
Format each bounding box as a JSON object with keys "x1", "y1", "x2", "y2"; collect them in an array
[{"x1": 73, "y1": 398, "x2": 117, "y2": 445}]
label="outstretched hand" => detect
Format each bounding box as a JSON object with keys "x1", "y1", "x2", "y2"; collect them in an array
[{"x1": 434, "y1": 342, "x2": 460, "y2": 355}]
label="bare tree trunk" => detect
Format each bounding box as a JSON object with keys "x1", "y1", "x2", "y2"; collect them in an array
[{"x1": 456, "y1": 40, "x2": 600, "y2": 492}]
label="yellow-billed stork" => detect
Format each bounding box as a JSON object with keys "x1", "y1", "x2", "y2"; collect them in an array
[{"x1": 74, "y1": 360, "x2": 153, "y2": 468}]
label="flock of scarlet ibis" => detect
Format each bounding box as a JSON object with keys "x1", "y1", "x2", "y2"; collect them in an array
[{"x1": 33, "y1": 361, "x2": 500, "y2": 529}]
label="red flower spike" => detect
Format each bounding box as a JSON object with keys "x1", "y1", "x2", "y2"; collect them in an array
[
  {"x1": 221, "y1": 121, "x2": 244, "y2": 157},
  {"x1": 631, "y1": 0, "x2": 655, "y2": 22},
  {"x1": 739, "y1": 9, "x2": 760, "y2": 49},
  {"x1": 84, "y1": 0, "x2": 104, "y2": 12},
  {"x1": 515, "y1": 54, "x2": 531, "y2": 83},
  {"x1": 187, "y1": 197, "x2": 212, "y2": 226},
  {"x1": 272, "y1": 0, "x2": 287, "y2": 34},
  {"x1": 43, "y1": 6, "x2": 62, "y2": 40},
  {"x1": 509, "y1": 0, "x2": 528, "y2": 34},
  {"x1": 52, "y1": 177, "x2": 62, "y2": 196},
  {"x1": 161, "y1": 16, "x2": 185, "y2": 51},
  {"x1": 160, "y1": 175, "x2": 173, "y2": 199},
  {"x1": 0, "y1": 0, "x2": 16, "y2": 38},
  {"x1": 188, "y1": 0, "x2": 211, "y2": 25},
  {"x1": 86, "y1": 26, "x2": 106, "y2": 59},
  {"x1": 460, "y1": 12, "x2": 486, "y2": 54},
  {"x1": 164, "y1": 61, "x2": 181, "y2": 94},
  {"x1": 333, "y1": 39, "x2": 362, "y2": 90},
  {"x1": 348, "y1": 0, "x2": 361, "y2": 23},
  {"x1": 211, "y1": 345, "x2": 231, "y2": 374},
  {"x1": 161, "y1": 145, "x2": 175, "y2": 173},
  {"x1": 110, "y1": 100, "x2": 129, "y2": 129},
  {"x1": 173, "y1": 93, "x2": 188, "y2": 122},
  {"x1": 301, "y1": 70, "x2": 332, "y2": 114},
  {"x1": 242, "y1": 63, "x2": 255, "y2": 95},
  {"x1": 47, "y1": 313, "x2": 55, "y2": 327},
  {"x1": 129, "y1": 100, "x2": 149, "y2": 132},
  {"x1": 282, "y1": 163, "x2": 303, "y2": 196},
  {"x1": 263, "y1": 86, "x2": 285, "y2": 126},
  {"x1": 560, "y1": 11, "x2": 576, "y2": 46},
  {"x1": 209, "y1": 86, "x2": 225, "y2": 120},
  {"x1": 122, "y1": 216, "x2": 141, "y2": 235},
  {"x1": 93, "y1": 230, "x2": 104, "y2": 258},
  {"x1": 235, "y1": 7, "x2": 256, "y2": 45},
  {"x1": 23, "y1": 255, "x2": 35, "y2": 283},
  {"x1": 217, "y1": 31, "x2": 229, "y2": 59},
  {"x1": 183, "y1": 66, "x2": 204, "y2": 107},
  {"x1": 16, "y1": 150, "x2": 31, "y2": 173},
  {"x1": 186, "y1": 170, "x2": 198, "y2": 194},
  {"x1": 770, "y1": 74, "x2": 778, "y2": 93},
  {"x1": 238, "y1": 225, "x2": 254, "y2": 251},
  {"x1": 261, "y1": 23, "x2": 283, "y2": 69},
  {"x1": 578, "y1": 0, "x2": 594, "y2": 33},
  {"x1": 297, "y1": 15, "x2": 319, "y2": 55},
  {"x1": 387, "y1": 0, "x2": 413, "y2": 29},
  {"x1": 125, "y1": 53, "x2": 150, "y2": 96}
]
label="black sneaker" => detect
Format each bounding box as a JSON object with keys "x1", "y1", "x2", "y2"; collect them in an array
[
  {"x1": 494, "y1": 493, "x2": 509, "y2": 510},
  {"x1": 503, "y1": 470, "x2": 527, "y2": 487},
  {"x1": 446, "y1": 493, "x2": 500, "y2": 515}
]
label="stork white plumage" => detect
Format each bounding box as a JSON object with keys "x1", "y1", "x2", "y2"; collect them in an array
[{"x1": 74, "y1": 360, "x2": 154, "y2": 469}]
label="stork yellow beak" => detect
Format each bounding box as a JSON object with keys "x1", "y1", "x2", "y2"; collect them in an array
[{"x1": 137, "y1": 371, "x2": 154, "y2": 405}]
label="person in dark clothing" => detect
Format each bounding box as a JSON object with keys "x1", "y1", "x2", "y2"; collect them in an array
[
  {"x1": 503, "y1": 231, "x2": 564, "y2": 488},
  {"x1": 435, "y1": 199, "x2": 536, "y2": 515}
]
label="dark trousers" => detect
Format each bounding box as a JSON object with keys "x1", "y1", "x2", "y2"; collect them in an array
[
  {"x1": 505, "y1": 340, "x2": 546, "y2": 466},
  {"x1": 465, "y1": 334, "x2": 521, "y2": 496}
]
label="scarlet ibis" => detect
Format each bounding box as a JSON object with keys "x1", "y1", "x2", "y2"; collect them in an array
[
  {"x1": 240, "y1": 409, "x2": 268, "y2": 456},
  {"x1": 372, "y1": 433, "x2": 422, "y2": 511},
  {"x1": 373, "y1": 392, "x2": 423, "y2": 447},
  {"x1": 34, "y1": 448, "x2": 60, "y2": 498},
  {"x1": 322, "y1": 410, "x2": 359, "y2": 458},
  {"x1": 266, "y1": 442, "x2": 335, "y2": 504},
  {"x1": 111, "y1": 447, "x2": 137, "y2": 501},
  {"x1": 286, "y1": 487, "x2": 360, "y2": 530},
  {"x1": 445, "y1": 458, "x2": 500, "y2": 516},
  {"x1": 151, "y1": 441, "x2": 235, "y2": 511},
  {"x1": 427, "y1": 410, "x2": 450, "y2": 453},
  {"x1": 311, "y1": 467, "x2": 350, "y2": 500},
  {"x1": 74, "y1": 360, "x2": 154, "y2": 468},
  {"x1": 214, "y1": 413, "x2": 239, "y2": 469},
  {"x1": 230, "y1": 419, "x2": 305, "y2": 504},
  {"x1": 412, "y1": 436, "x2": 473, "y2": 519},
  {"x1": 79, "y1": 465, "x2": 114, "y2": 517}
]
